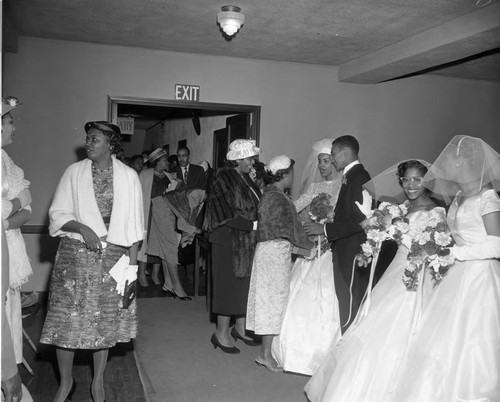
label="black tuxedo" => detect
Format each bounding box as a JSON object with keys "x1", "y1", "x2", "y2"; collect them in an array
[
  {"x1": 325, "y1": 163, "x2": 371, "y2": 332},
  {"x1": 176, "y1": 164, "x2": 206, "y2": 190}
]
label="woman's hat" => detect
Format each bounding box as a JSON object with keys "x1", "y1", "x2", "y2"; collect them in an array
[
  {"x1": 268, "y1": 155, "x2": 293, "y2": 174},
  {"x1": 148, "y1": 148, "x2": 167, "y2": 163},
  {"x1": 84, "y1": 121, "x2": 121, "y2": 136},
  {"x1": 2, "y1": 97, "x2": 22, "y2": 116},
  {"x1": 226, "y1": 139, "x2": 261, "y2": 161}
]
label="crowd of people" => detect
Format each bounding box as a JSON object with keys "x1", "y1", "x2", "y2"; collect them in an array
[{"x1": 2, "y1": 94, "x2": 499, "y2": 402}]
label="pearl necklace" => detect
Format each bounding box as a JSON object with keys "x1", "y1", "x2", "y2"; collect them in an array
[{"x1": 92, "y1": 163, "x2": 113, "y2": 174}]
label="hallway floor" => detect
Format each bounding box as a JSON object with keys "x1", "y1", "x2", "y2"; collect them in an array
[{"x1": 19, "y1": 263, "x2": 310, "y2": 402}]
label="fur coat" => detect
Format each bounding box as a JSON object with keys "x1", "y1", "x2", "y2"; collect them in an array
[{"x1": 203, "y1": 168, "x2": 260, "y2": 278}]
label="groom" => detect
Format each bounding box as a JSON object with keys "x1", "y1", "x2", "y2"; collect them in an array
[{"x1": 304, "y1": 135, "x2": 371, "y2": 332}]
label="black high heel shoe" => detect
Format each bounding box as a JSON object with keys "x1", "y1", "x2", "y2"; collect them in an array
[
  {"x1": 63, "y1": 380, "x2": 76, "y2": 402},
  {"x1": 172, "y1": 290, "x2": 192, "y2": 301},
  {"x1": 210, "y1": 333, "x2": 240, "y2": 354},
  {"x1": 162, "y1": 286, "x2": 175, "y2": 297},
  {"x1": 231, "y1": 327, "x2": 260, "y2": 346}
]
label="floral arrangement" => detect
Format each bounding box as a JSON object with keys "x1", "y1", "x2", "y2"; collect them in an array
[
  {"x1": 306, "y1": 193, "x2": 335, "y2": 259},
  {"x1": 309, "y1": 193, "x2": 335, "y2": 224},
  {"x1": 356, "y1": 201, "x2": 409, "y2": 267},
  {"x1": 402, "y1": 209, "x2": 454, "y2": 290}
]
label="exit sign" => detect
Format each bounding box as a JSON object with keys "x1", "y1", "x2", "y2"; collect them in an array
[{"x1": 175, "y1": 84, "x2": 200, "y2": 101}]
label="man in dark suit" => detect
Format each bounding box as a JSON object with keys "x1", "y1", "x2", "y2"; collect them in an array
[
  {"x1": 176, "y1": 147, "x2": 206, "y2": 190},
  {"x1": 304, "y1": 135, "x2": 371, "y2": 332}
]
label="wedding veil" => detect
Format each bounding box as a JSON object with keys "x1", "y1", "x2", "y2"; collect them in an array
[
  {"x1": 299, "y1": 138, "x2": 337, "y2": 194},
  {"x1": 423, "y1": 135, "x2": 500, "y2": 205},
  {"x1": 363, "y1": 159, "x2": 431, "y2": 204}
]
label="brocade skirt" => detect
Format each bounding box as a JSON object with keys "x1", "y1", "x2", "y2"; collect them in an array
[{"x1": 40, "y1": 237, "x2": 137, "y2": 349}]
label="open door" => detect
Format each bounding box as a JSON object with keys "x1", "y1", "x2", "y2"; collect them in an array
[{"x1": 213, "y1": 113, "x2": 254, "y2": 167}]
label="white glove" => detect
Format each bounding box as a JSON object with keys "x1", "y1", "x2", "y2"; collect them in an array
[
  {"x1": 17, "y1": 188, "x2": 32, "y2": 209},
  {"x1": 355, "y1": 190, "x2": 373, "y2": 218},
  {"x1": 400, "y1": 233, "x2": 411, "y2": 250},
  {"x1": 450, "y1": 235, "x2": 500, "y2": 261}
]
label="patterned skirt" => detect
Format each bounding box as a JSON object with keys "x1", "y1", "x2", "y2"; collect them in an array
[
  {"x1": 40, "y1": 237, "x2": 137, "y2": 349},
  {"x1": 246, "y1": 239, "x2": 292, "y2": 334}
]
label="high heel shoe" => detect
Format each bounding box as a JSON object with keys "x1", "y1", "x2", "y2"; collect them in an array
[
  {"x1": 231, "y1": 327, "x2": 260, "y2": 346},
  {"x1": 255, "y1": 355, "x2": 283, "y2": 373},
  {"x1": 172, "y1": 289, "x2": 192, "y2": 301},
  {"x1": 63, "y1": 380, "x2": 76, "y2": 402},
  {"x1": 162, "y1": 285, "x2": 175, "y2": 297},
  {"x1": 210, "y1": 333, "x2": 240, "y2": 354}
]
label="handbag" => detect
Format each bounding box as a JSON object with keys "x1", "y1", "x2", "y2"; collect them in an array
[{"x1": 121, "y1": 279, "x2": 136, "y2": 309}]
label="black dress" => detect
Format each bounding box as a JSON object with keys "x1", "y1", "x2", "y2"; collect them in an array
[{"x1": 209, "y1": 173, "x2": 261, "y2": 316}]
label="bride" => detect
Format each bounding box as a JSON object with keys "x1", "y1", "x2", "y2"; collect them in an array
[
  {"x1": 305, "y1": 159, "x2": 445, "y2": 401},
  {"x1": 394, "y1": 136, "x2": 500, "y2": 401},
  {"x1": 271, "y1": 139, "x2": 342, "y2": 376}
]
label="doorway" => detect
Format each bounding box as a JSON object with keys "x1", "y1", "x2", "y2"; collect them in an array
[{"x1": 107, "y1": 96, "x2": 261, "y2": 168}]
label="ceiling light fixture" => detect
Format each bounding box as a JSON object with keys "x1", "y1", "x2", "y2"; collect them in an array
[{"x1": 217, "y1": 5, "x2": 245, "y2": 37}]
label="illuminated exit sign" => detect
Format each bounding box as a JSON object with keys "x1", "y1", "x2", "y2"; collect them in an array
[{"x1": 175, "y1": 84, "x2": 200, "y2": 101}]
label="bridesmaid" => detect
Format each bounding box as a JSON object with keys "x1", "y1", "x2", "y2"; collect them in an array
[
  {"x1": 395, "y1": 136, "x2": 500, "y2": 401},
  {"x1": 305, "y1": 159, "x2": 443, "y2": 402}
]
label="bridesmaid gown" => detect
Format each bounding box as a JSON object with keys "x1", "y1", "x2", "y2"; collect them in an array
[
  {"x1": 394, "y1": 189, "x2": 500, "y2": 402},
  {"x1": 305, "y1": 207, "x2": 445, "y2": 402}
]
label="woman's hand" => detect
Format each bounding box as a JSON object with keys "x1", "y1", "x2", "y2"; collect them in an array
[
  {"x1": 79, "y1": 225, "x2": 102, "y2": 252},
  {"x1": 355, "y1": 190, "x2": 373, "y2": 218}
]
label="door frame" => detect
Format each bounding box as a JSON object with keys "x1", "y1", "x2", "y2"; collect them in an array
[{"x1": 107, "y1": 95, "x2": 261, "y2": 144}]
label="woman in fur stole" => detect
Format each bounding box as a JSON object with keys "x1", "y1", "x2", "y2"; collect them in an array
[
  {"x1": 246, "y1": 155, "x2": 313, "y2": 372},
  {"x1": 203, "y1": 139, "x2": 262, "y2": 354}
]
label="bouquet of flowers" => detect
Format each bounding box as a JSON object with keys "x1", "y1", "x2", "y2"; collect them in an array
[
  {"x1": 306, "y1": 193, "x2": 335, "y2": 259},
  {"x1": 356, "y1": 201, "x2": 409, "y2": 267},
  {"x1": 402, "y1": 209, "x2": 454, "y2": 290}
]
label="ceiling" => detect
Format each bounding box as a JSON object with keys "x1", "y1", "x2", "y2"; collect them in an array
[{"x1": 3, "y1": 0, "x2": 500, "y2": 83}]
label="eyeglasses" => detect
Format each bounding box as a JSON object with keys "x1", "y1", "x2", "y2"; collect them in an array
[{"x1": 400, "y1": 177, "x2": 424, "y2": 185}]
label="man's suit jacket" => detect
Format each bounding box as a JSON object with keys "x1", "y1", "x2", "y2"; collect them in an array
[
  {"x1": 325, "y1": 163, "x2": 371, "y2": 332},
  {"x1": 176, "y1": 164, "x2": 206, "y2": 190}
]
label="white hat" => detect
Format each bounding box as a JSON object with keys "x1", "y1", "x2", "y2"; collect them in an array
[
  {"x1": 268, "y1": 155, "x2": 293, "y2": 174},
  {"x1": 226, "y1": 139, "x2": 261, "y2": 161},
  {"x1": 148, "y1": 148, "x2": 167, "y2": 163},
  {"x1": 2, "y1": 97, "x2": 22, "y2": 116}
]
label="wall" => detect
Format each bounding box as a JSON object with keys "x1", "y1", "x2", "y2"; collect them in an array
[
  {"x1": 144, "y1": 115, "x2": 233, "y2": 164},
  {"x1": 4, "y1": 37, "x2": 500, "y2": 290}
]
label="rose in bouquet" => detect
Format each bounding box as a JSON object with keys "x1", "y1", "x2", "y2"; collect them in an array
[
  {"x1": 306, "y1": 193, "x2": 335, "y2": 259},
  {"x1": 402, "y1": 209, "x2": 454, "y2": 291},
  {"x1": 356, "y1": 201, "x2": 409, "y2": 267}
]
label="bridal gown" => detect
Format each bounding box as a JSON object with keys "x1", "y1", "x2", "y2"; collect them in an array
[
  {"x1": 394, "y1": 189, "x2": 500, "y2": 402},
  {"x1": 305, "y1": 207, "x2": 445, "y2": 402},
  {"x1": 272, "y1": 179, "x2": 341, "y2": 375}
]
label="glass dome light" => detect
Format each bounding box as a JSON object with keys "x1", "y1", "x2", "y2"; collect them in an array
[{"x1": 217, "y1": 5, "x2": 245, "y2": 37}]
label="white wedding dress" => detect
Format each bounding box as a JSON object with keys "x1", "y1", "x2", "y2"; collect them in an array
[
  {"x1": 271, "y1": 179, "x2": 342, "y2": 375},
  {"x1": 305, "y1": 208, "x2": 445, "y2": 401},
  {"x1": 394, "y1": 189, "x2": 500, "y2": 401}
]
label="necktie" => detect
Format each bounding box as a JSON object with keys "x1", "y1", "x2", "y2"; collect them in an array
[{"x1": 183, "y1": 167, "x2": 188, "y2": 184}]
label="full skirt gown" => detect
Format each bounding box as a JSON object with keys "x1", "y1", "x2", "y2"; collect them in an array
[
  {"x1": 305, "y1": 209, "x2": 440, "y2": 402},
  {"x1": 272, "y1": 249, "x2": 341, "y2": 375},
  {"x1": 394, "y1": 190, "x2": 500, "y2": 402}
]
